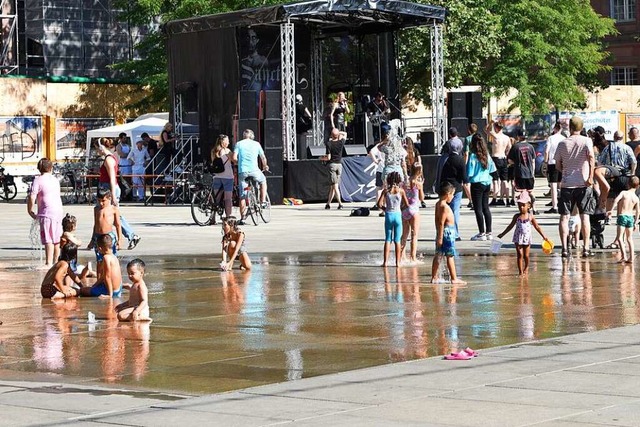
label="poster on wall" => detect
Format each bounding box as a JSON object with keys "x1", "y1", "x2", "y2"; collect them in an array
[
  {"x1": 55, "y1": 118, "x2": 115, "y2": 159},
  {"x1": 625, "y1": 114, "x2": 640, "y2": 133},
  {"x1": 0, "y1": 116, "x2": 42, "y2": 163}
]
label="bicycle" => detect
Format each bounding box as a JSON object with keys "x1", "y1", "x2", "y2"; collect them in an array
[
  {"x1": 243, "y1": 176, "x2": 271, "y2": 226},
  {"x1": 0, "y1": 157, "x2": 17, "y2": 201},
  {"x1": 190, "y1": 165, "x2": 239, "y2": 226}
]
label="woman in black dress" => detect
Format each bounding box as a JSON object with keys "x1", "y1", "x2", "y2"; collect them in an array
[{"x1": 330, "y1": 92, "x2": 350, "y2": 132}]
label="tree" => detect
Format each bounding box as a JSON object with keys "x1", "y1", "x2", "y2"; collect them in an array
[{"x1": 399, "y1": 0, "x2": 616, "y2": 116}]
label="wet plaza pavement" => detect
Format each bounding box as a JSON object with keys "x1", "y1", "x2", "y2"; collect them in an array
[{"x1": 1, "y1": 248, "x2": 638, "y2": 397}]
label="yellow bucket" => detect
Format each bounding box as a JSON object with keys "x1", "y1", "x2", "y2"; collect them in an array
[{"x1": 542, "y1": 239, "x2": 554, "y2": 254}]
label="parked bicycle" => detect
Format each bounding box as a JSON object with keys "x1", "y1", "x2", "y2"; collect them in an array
[{"x1": 0, "y1": 157, "x2": 17, "y2": 201}]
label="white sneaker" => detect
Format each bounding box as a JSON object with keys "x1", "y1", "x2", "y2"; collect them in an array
[
  {"x1": 470, "y1": 233, "x2": 487, "y2": 241},
  {"x1": 486, "y1": 233, "x2": 493, "y2": 240}
]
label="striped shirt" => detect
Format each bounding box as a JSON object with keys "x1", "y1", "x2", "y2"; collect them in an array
[{"x1": 554, "y1": 135, "x2": 594, "y2": 188}]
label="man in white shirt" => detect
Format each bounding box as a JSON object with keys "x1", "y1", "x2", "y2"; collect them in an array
[
  {"x1": 544, "y1": 122, "x2": 564, "y2": 213},
  {"x1": 127, "y1": 140, "x2": 151, "y2": 201}
]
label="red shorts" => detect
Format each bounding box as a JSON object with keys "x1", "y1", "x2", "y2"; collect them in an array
[{"x1": 39, "y1": 216, "x2": 62, "y2": 245}]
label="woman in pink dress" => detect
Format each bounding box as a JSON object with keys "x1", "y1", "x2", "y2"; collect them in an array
[{"x1": 27, "y1": 158, "x2": 63, "y2": 268}]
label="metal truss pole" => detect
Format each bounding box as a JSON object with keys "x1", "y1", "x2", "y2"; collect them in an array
[
  {"x1": 0, "y1": 0, "x2": 18, "y2": 75},
  {"x1": 280, "y1": 20, "x2": 296, "y2": 160},
  {"x1": 430, "y1": 23, "x2": 446, "y2": 152},
  {"x1": 311, "y1": 37, "x2": 324, "y2": 148}
]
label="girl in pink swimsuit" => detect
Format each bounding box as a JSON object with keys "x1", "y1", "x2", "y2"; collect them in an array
[{"x1": 401, "y1": 165, "x2": 425, "y2": 263}]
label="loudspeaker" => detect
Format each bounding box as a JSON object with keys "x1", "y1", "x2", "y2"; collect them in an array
[
  {"x1": 238, "y1": 119, "x2": 260, "y2": 141},
  {"x1": 239, "y1": 90, "x2": 258, "y2": 119},
  {"x1": 264, "y1": 148, "x2": 284, "y2": 176},
  {"x1": 264, "y1": 91, "x2": 281, "y2": 119},
  {"x1": 296, "y1": 133, "x2": 311, "y2": 160},
  {"x1": 447, "y1": 92, "x2": 467, "y2": 119},
  {"x1": 467, "y1": 91, "x2": 483, "y2": 119},
  {"x1": 266, "y1": 175, "x2": 283, "y2": 204},
  {"x1": 419, "y1": 131, "x2": 435, "y2": 155},
  {"x1": 344, "y1": 145, "x2": 368, "y2": 156},
  {"x1": 308, "y1": 146, "x2": 326, "y2": 157},
  {"x1": 263, "y1": 119, "x2": 283, "y2": 149},
  {"x1": 449, "y1": 117, "x2": 469, "y2": 138},
  {"x1": 175, "y1": 82, "x2": 198, "y2": 113}
]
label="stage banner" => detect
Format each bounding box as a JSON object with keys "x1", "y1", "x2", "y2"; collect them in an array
[
  {"x1": 559, "y1": 110, "x2": 619, "y2": 139},
  {"x1": 238, "y1": 27, "x2": 282, "y2": 91},
  {"x1": 55, "y1": 118, "x2": 114, "y2": 160},
  {"x1": 0, "y1": 116, "x2": 43, "y2": 163},
  {"x1": 339, "y1": 155, "x2": 378, "y2": 203}
]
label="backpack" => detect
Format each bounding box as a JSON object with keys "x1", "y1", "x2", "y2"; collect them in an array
[
  {"x1": 209, "y1": 156, "x2": 226, "y2": 174},
  {"x1": 350, "y1": 207, "x2": 370, "y2": 217}
]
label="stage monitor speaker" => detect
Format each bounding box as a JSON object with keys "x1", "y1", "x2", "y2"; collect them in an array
[
  {"x1": 467, "y1": 91, "x2": 483, "y2": 120},
  {"x1": 447, "y1": 92, "x2": 467, "y2": 119},
  {"x1": 308, "y1": 146, "x2": 326, "y2": 158},
  {"x1": 238, "y1": 119, "x2": 260, "y2": 141},
  {"x1": 296, "y1": 133, "x2": 311, "y2": 160},
  {"x1": 449, "y1": 117, "x2": 469, "y2": 138},
  {"x1": 419, "y1": 131, "x2": 435, "y2": 155},
  {"x1": 239, "y1": 90, "x2": 258, "y2": 119},
  {"x1": 263, "y1": 119, "x2": 283, "y2": 149},
  {"x1": 344, "y1": 145, "x2": 368, "y2": 156},
  {"x1": 264, "y1": 148, "x2": 284, "y2": 176},
  {"x1": 264, "y1": 91, "x2": 281, "y2": 119},
  {"x1": 266, "y1": 175, "x2": 283, "y2": 204}
]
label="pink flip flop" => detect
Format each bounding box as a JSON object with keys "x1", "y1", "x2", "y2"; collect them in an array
[
  {"x1": 444, "y1": 351, "x2": 472, "y2": 360},
  {"x1": 463, "y1": 347, "x2": 479, "y2": 357}
]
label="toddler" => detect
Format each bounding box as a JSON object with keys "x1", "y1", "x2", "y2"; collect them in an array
[{"x1": 116, "y1": 259, "x2": 152, "y2": 321}]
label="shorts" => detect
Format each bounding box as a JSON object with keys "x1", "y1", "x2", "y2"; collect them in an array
[
  {"x1": 238, "y1": 170, "x2": 266, "y2": 197},
  {"x1": 328, "y1": 162, "x2": 342, "y2": 185},
  {"x1": 507, "y1": 165, "x2": 515, "y2": 181},
  {"x1": 375, "y1": 171, "x2": 383, "y2": 188},
  {"x1": 41, "y1": 283, "x2": 59, "y2": 298},
  {"x1": 384, "y1": 211, "x2": 402, "y2": 243},
  {"x1": 436, "y1": 225, "x2": 456, "y2": 257},
  {"x1": 39, "y1": 216, "x2": 62, "y2": 245},
  {"x1": 617, "y1": 214, "x2": 635, "y2": 229},
  {"x1": 213, "y1": 177, "x2": 234, "y2": 192},
  {"x1": 490, "y1": 157, "x2": 508, "y2": 181},
  {"x1": 559, "y1": 187, "x2": 596, "y2": 216},
  {"x1": 514, "y1": 177, "x2": 535, "y2": 191},
  {"x1": 547, "y1": 164, "x2": 562, "y2": 183},
  {"x1": 93, "y1": 231, "x2": 118, "y2": 262},
  {"x1": 90, "y1": 281, "x2": 123, "y2": 297}
]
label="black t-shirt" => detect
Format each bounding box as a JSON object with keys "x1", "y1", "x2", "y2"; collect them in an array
[
  {"x1": 508, "y1": 142, "x2": 536, "y2": 179},
  {"x1": 627, "y1": 140, "x2": 640, "y2": 154},
  {"x1": 326, "y1": 138, "x2": 346, "y2": 164},
  {"x1": 440, "y1": 153, "x2": 467, "y2": 193},
  {"x1": 296, "y1": 103, "x2": 311, "y2": 133},
  {"x1": 146, "y1": 138, "x2": 158, "y2": 156},
  {"x1": 160, "y1": 130, "x2": 173, "y2": 155}
]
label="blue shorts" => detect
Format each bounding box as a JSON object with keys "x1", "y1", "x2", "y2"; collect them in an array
[
  {"x1": 90, "y1": 282, "x2": 122, "y2": 297},
  {"x1": 436, "y1": 225, "x2": 457, "y2": 257},
  {"x1": 93, "y1": 231, "x2": 118, "y2": 262},
  {"x1": 239, "y1": 171, "x2": 266, "y2": 197},
  {"x1": 213, "y1": 177, "x2": 234, "y2": 192}
]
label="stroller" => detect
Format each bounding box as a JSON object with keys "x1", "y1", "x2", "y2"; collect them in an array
[{"x1": 589, "y1": 211, "x2": 606, "y2": 249}]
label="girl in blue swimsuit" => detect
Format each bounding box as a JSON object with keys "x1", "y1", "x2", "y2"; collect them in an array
[{"x1": 377, "y1": 172, "x2": 409, "y2": 267}]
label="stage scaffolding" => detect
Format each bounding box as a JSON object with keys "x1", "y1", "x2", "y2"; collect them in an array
[{"x1": 0, "y1": 0, "x2": 18, "y2": 75}]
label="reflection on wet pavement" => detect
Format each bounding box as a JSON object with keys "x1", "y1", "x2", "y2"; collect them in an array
[{"x1": 0, "y1": 252, "x2": 637, "y2": 396}]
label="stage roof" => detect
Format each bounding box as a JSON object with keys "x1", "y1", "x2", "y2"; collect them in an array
[{"x1": 165, "y1": 0, "x2": 446, "y2": 36}]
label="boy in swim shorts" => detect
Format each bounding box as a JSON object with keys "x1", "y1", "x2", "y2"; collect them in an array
[
  {"x1": 81, "y1": 234, "x2": 123, "y2": 298},
  {"x1": 607, "y1": 176, "x2": 640, "y2": 263},
  {"x1": 431, "y1": 182, "x2": 465, "y2": 284}
]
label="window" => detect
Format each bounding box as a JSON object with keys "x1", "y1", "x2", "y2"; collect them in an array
[
  {"x1": 611, "y1": 66, "x2": 638, "y2": 85},
  {"x1": 611, "y1": 0, "x2": 636, "y2": 22}
]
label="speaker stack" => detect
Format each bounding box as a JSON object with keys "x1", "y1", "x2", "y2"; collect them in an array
[
  {"x1": 262, "y1": 111, "x2": 284, "y2": 204},
  {"x1": 447, "y1": 91, "x2": 485, "y2": 139}
]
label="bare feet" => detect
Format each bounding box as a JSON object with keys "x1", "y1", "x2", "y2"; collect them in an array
[{"x1": 450, "y1": 278, "x2": 467, "y2": 284}]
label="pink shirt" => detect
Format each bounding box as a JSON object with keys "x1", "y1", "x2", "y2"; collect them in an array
[{"x1": 31, "y1": 173, "x2": 63, "y2": 218}]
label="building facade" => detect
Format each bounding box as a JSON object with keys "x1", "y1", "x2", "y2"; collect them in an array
[{"x1": 591, "y1": 0, "x2": 640, "y2": 85}]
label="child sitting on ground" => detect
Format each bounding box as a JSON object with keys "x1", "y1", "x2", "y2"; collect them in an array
[
  {"x1": 431, "y1": 182, "x2": 465, "y2": 283},
  {"x1": 40, "y1": 243, "x2": 84, "y2": 299},
  {"x1": 60, "y1": 213, "x2": 95, "y2": 279},
  {"x1": 498, "y1": 192, "x2": 549, "y2": 276},
  {"x1": 81, "y1": 234, "x2": 123, "y2": 298},
  {"x1": 607, "y1": 176, "x2": 640, "y2": 263},
  {"x1": 568, "y1": 206, "x2": 581, "y2": 250},
  {"x1": 220, "y1": 217, "x2": 252, "y2": 271},
  {"x1": 378, "y1": 171, "x2": 409, "y2": 267},
  {"x1": 116, "y1": 259, "x2": 151, "y2": 321}
]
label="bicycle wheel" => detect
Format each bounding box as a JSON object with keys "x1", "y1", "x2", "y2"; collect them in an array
[
  {"x1": 247, "y1": 187, "x2": 259, "y2": 226},
  {"x1": 0, "y1": 181, "x2": 17, "y2": 201},
  {"x1": 259, "y1": 192, "x2": 271, "y2": 223},
  {"x1": 190, "y1": 189, "x2": 213, "y2": 226}
]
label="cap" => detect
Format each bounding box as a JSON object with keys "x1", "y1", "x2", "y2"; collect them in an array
[
  {"x1": 516, "y1": 191, "x2": 531, "y2": 204},
  {"x1": 449, "y1": 138, "x2": 463, "y2": 155}
]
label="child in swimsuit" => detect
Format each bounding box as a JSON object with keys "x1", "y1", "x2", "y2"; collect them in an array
[
  {"x1": 40, "y1": 243, "x2": 83, "y2": 299},
  {"x1": 220, "y1": 216, "x2": 252, "y2": 271},
  {"x1": 606, "y1": 176, "x2": 640, "y2": 263},
  {"x1": 81, "y1": 234, "x2": 123, "y2": 298},
  {"x1": 498, "y1": 192, "x2": 549, "y2": 276},
  {"x1": 378, "y1": 171, "x2": 409, "y2": 267},
  {"x1": 401, "y1": 165, "x2": 425, "y2": 263},
  {"x1": 431, "y1": 182, "x2": 465, "y2": 284}
]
